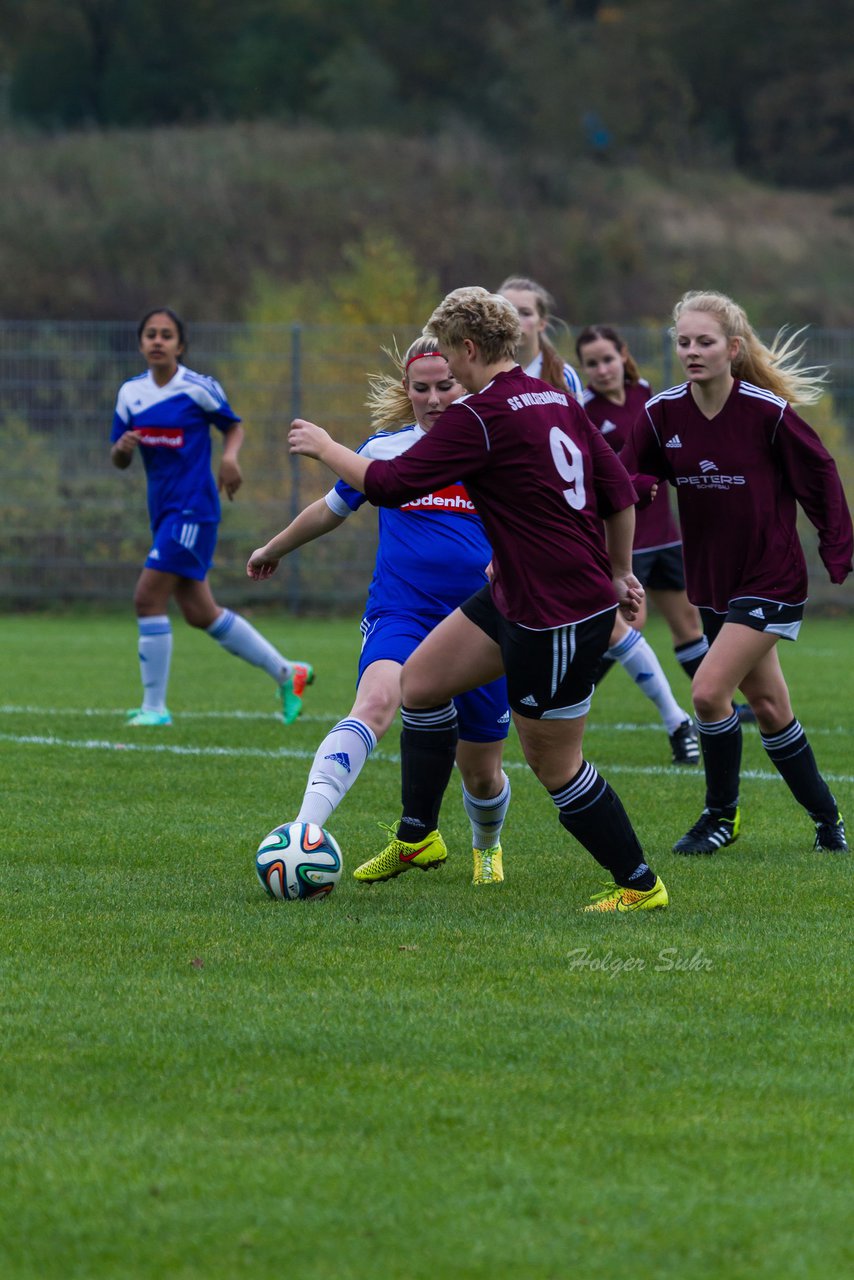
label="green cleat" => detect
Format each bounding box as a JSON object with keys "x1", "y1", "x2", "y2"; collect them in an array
[
  {"x1": 279, "y1": 662, "x2": 314, "y2": 725},
  {"x1": 125, "y1": 707, "x2": 172, "y2": 727},
  {"x1": 581, "y1": 875, "x2": 669, "y2": 913},
  {"x1": 473, "y1": 844, "x2": 504, "y2": 885},
  {"x1": 354, "y1": 825, "x2": 447, "y2": 883}
]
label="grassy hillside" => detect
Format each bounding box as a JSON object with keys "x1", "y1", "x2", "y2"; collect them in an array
[{"x1": 4, "y1": 120, "x2": 854, "y2": 325}]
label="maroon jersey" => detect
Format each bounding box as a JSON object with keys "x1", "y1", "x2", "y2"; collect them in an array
[
  {"x1": 583, "y1": 379, "x2": 681, "y2": 552},
  {"x1": 621, "y1": 379, "x2": 853, "y2": 612},
  {"x1": 362, "y1": 366, "x2": 638, "y2": 628}
]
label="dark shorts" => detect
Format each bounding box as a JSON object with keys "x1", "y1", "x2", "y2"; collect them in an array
[
  {"x1": 460, "y1": 585, "x2": 617, "y2": 721},
  {"x1": 632, "y1": 543, "x2": 686, "y2": 592},
  {"x1": 358, "y1": 610, "x2": 510, "y2": 743},
  {"x1": 700, "y1": 597, "x2": 804, "y2": 644},
  {"x1": 145, "y1": 517, "x2": 217, "y2": 580}
]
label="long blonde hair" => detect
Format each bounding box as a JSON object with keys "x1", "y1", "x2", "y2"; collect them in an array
[
  {"x1": 672, "y1": 290, "x2": 828, "y2": 406},
  {"x1": 365, "y1": 335, "x2": 449, "y2": 431}
]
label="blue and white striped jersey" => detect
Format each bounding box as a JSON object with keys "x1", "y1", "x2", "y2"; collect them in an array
[
  {"x1": 111, "y1": 365, "x2": 240, "y2": 527},
  {"x1": 524, "y1": 353, "x2": 584, "y2": 403},
  {"x1": 326, "y1": 424, "x2": 493, "y2": 617}
]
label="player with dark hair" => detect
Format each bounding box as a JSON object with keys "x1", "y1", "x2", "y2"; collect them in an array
[
  {"x1": 248, "y1": 336, "x2": 511, "y2": 886},
  {"x1": 111, "y1": 308, "x2": 312, "y2": 726},
  {"x1": 622, "y1": 290, "x2": 852, "y2": 855},
  {"x1": 289, "y1": 286, "x2": 669, "y2": 912}
]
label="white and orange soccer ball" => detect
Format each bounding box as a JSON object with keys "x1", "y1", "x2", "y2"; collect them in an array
[{"x1": 255, "y1": 821, "x2": 343, "y2": 901}]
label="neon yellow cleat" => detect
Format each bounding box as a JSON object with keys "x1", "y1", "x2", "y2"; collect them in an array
[
  {"x1": 581, "y1": 875, "x2": 669, "y2": 913},
  {"x1": 473, "y1": 844, "x2": 504, "y2": 885},
  {"x1": 279, "y1": 662, "x2": 314, "y2": 725},
  {"x1": 354, "y1": 825, "x2": 447, "y2": 883}
]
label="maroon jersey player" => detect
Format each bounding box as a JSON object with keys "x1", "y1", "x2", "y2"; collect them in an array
[
  {"x1": 573, "y1": 323, "x2": 703, "y2": 763},
  {"x1": 289, "y1": 286, "x2": 669, "y2": 913},
  {"x1": 622, "y1": 290, "x2": 853, "y2": 856},
  {"x1": 578, "y1": 322, "x2": 756, "y2": 728}
]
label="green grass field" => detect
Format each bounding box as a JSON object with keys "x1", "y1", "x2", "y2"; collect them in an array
[{"x1": 2, "y1": 611, "x2": 852, "y2": 1279}]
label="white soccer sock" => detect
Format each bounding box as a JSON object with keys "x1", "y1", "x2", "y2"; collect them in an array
[
  {"x1": 462, "y1": 771, "x2": 511, "y2": 850},
  {"x1": 138, "y1": 615, "x2": 172, "y2": 712},
  {"x1": 296, "y1": 718, "x2": 378, "y2": 827},
  {"x1": 206, "y1": 608, "x2": 290, "y2": 683},
  {"x1": 607, "y1": 629, "x2": 688, "y2": 734}
]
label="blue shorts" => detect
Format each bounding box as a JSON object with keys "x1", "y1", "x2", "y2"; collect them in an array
[
  {"x1": 145, "y1": 517, "x2": 218, "y2": 580},
  {"x1": 358, "y1": 611, "x2": 510, "y2": 744}
]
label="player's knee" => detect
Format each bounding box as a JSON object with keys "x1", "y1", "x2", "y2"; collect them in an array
[
  {"x1": 180, "y1": 600, "x2": 217, "y2": 629},
  {"x1": 460, "y1": 760, "x2": 502, "y2": 798},
  {"x1": 746, "y1": 691, "x2": 788, "y2": 728},
  {"x1": 524, "y1": 743, "x2": 583, "y2": 792},
  {"x1": 133, "y1": 584, "x2": 160, "y2": 615},
  {"x1": 400, "y1": 663, "x2": 434, "y2": 709},
  {"x1": 354, "y1": 690, "x2": 398, "y2": 734},
  {"x1": 691, "y1": 676, "x2": 729, "y2": 722}
]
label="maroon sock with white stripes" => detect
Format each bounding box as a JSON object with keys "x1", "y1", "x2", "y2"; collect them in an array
[{"x1": 551, "y1": 761, "x2": 654, "y2": 888}]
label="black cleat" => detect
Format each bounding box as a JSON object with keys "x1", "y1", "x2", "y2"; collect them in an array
[
  {"x1": 813, "y1": 813, "x2": 848, "y2": 853},
  {"x1": 669, "y1": 718, "x2": 700, "y2": 765},
  {"x1": 673, "y1": 807, "x2": 740, "y2": 855}
]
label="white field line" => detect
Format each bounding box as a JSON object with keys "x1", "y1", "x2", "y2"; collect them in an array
[
  {"x1": 2, "y1": 729, "x2": 854, "y2": 786},
  {"x1": 1, "y1": 704, "x2": 853, "y2": 736}
]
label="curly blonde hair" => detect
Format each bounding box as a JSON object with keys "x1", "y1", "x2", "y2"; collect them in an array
[
  {"x1": 365, "y1": 335, "x2": 449, "y2": 431},
  {"x1": 672, "y1": 291, "x2": 828, "y2": 406},
  {"x1": 424, "y1": 286, "x2": 521, "y2": 365}
]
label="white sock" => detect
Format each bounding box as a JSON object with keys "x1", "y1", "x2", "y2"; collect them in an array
[
  {"x1": 607, "y1": 629, "x2": 688, "y2": 734},
  {"x1": 206, "y1": 608, "x2": 290, "y2": 683},
  {"x1": 296, "y1": 718, "x2": 378, "y2": 827},
  {"x1": 138, "y1": 616, "x2": 172, "y2": 712},
  {"x1": 462, "y1": 771, "x2": 511, "y2": 850}
]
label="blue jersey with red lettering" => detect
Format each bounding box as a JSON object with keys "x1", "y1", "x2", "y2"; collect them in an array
[
  {"x1": 326, "y1": 424, "x2": 492, "y2": 616},
  {"x1": 111, "y1": 365, "x2": 240, "y2": 528}
]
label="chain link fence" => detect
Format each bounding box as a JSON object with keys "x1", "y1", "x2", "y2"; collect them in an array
[{"x1": 2, "y1": 320, "x2": 853, "y2": 613}]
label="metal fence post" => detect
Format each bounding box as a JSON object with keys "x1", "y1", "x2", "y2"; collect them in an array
[
  {"x1": 289, "y1": 321, "x2": 302, "y2": 615},
  {"x1": 662, "y1": 325, "x2": 673, "y2": 389}
]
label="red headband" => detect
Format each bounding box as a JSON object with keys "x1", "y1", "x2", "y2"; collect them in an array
[{"x1": 405, "y1": 350, "x2": 444, "y2": 370}]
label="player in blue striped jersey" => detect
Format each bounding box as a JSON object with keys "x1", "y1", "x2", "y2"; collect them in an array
[
  {"x1": 247, "y1": 336, "x2": 511, "y2": 885},
  {"x1": 111, "y1": 308, "x2": 312, "y2": 727}
]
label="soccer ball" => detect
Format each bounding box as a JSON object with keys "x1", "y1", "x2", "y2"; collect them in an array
[{"x1": 255, "y1": 821, "x2": 343, "y2": 901}]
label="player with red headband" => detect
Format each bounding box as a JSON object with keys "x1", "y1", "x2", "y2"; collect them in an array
[
  {"x1": 288, "y1": 287, "x2": 669, "y2": 913},
  {"x1": 248, "y1": 335, "x2": 512, "y2": 886}
]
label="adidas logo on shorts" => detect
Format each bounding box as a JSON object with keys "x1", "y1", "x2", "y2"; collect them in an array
[
  {"x1": 520, "y1": 695, "x2": 538, "y2": 707},
  {"x1": 749, "y1": 606, "x2": 765, "y2": 619}
]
